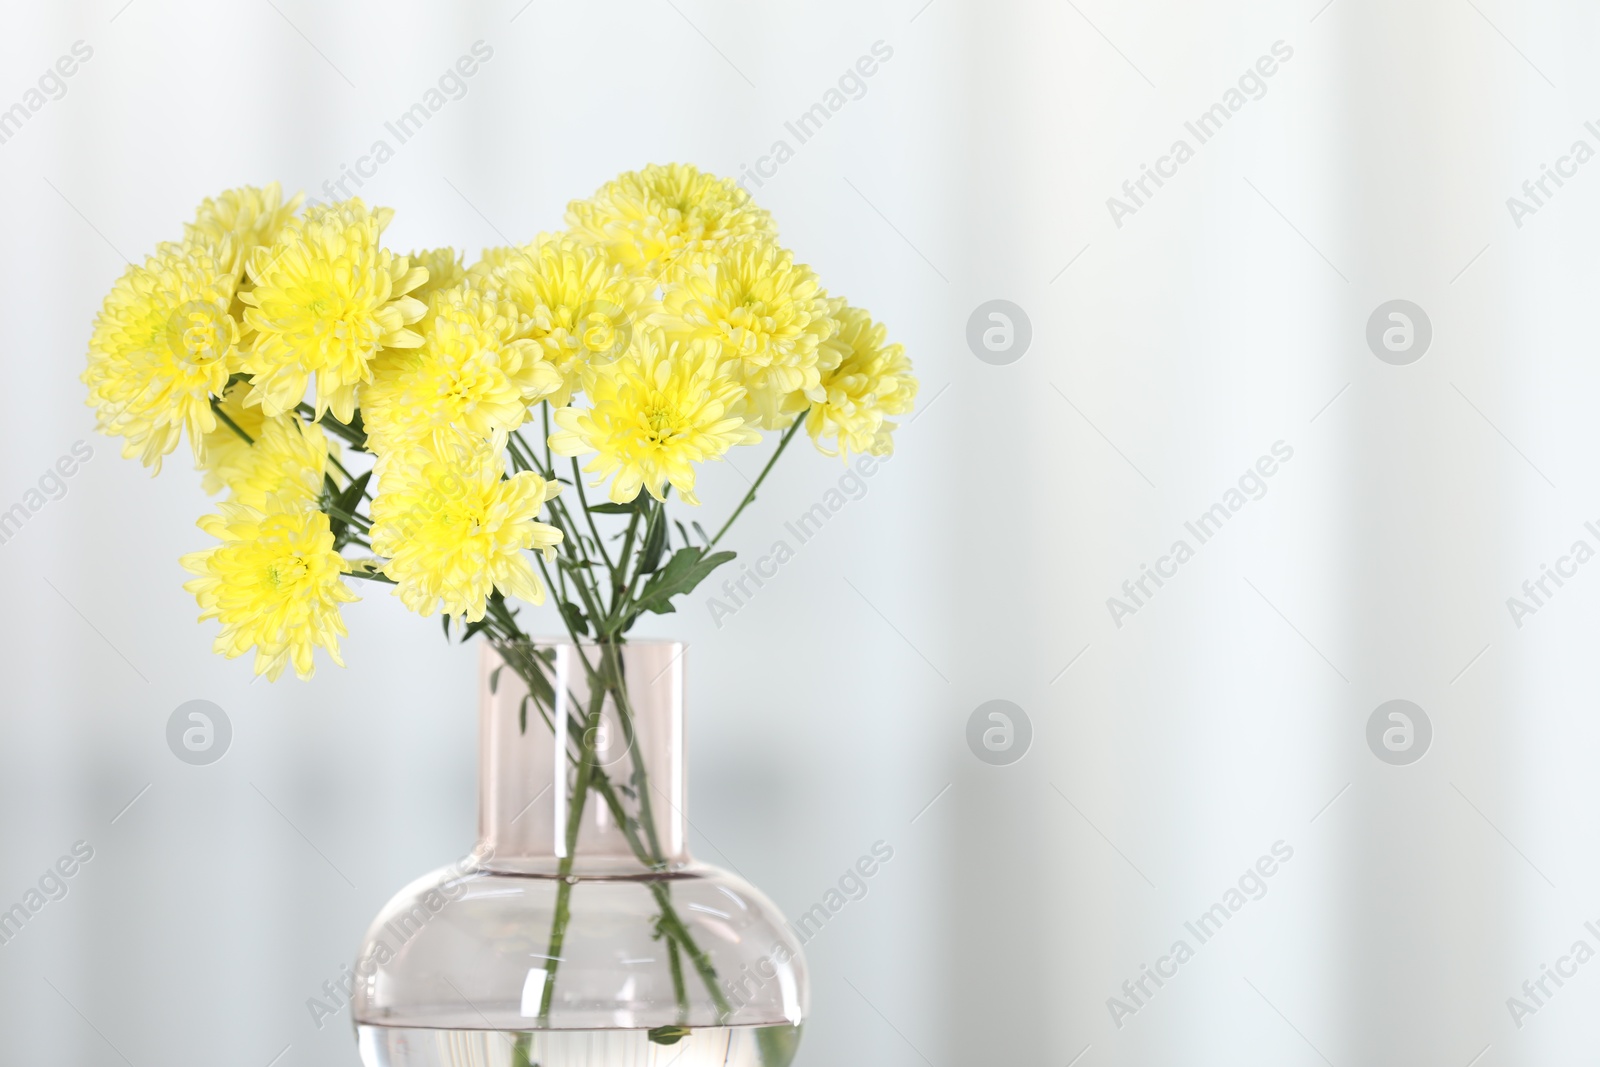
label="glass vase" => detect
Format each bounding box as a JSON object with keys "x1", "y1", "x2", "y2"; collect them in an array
[{"x1": 352, "y1": 639, "x2": 807, "y2": 1067}]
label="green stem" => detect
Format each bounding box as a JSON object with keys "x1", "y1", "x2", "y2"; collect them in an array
[
  {"x1": 542, "y1": 404, "x2": 556, "y2": 475},
  {"x1": 666, "y1": 936, "x2": 687, "y2": 1023},
  {"x1": 610, "y1": 666, "x2": 664, "y2": 860},
  {"x1": 608, "y1": 509, "x2": 643, "y2": 627},
  {"x1": 507, "y1": 430, "x2": 542, "y2": 477},
  {"x1": 491, "y1": 535, "x2": 729, "y2": 1024},
  {"x1": 589, "y1": 773, "x2": 728, "y2": 1019},
  {"x1": 521, "y1": 415, "x2": 611, "y2": 613},
  {"x1": 513, "y1": 466, "x2": 604, "y2": 627},
  {"x1": 209, "y1": 396, "x2": 254, "y2": 445},
  {"x1": 323, "y1": 451, "x2": 368, "y2": 497},
  {"x1": 549, "y1": 497, "x2": 606, "y2": 616},
  {"x1": 296, "y1": 402, "x2": 369, "y2": 451},
  {"x1": 709, "y1": 419, "x2": 802, "y2": 547},
  {"x1": 648, "y1": 882, "x2": 732, "y2": 1017},
  {"x1": 536, "y1": 678, "x2": 606, "y2": 1023},
  {"x1": 616, "y1": 501, "x2": 667, "y2": 633},
  {"x1": 323, "y1": 504, "x2": 371, "y2": 533},
  {"x1": 571, "y1": 457, "x2": 614, "y2": 573},
  {"x1": 494, "y1": 608, "x2": 727, "y2": 1022},
  {"x1": 344, "y1": 564, "x2": 394, "y2": 584}
]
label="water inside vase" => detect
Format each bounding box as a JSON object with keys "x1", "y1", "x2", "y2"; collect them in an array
[{"x1": 357, "y1": 1022, "x2": 802, "y2": 1067}]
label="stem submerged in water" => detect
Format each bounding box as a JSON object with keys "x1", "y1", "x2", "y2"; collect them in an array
[
  {"x1": 498, "y1": 637, "x2": 730, "y2": 1030},
  {"x1": 459, "y1": 407, "x2": 802, "y2": 1034},
  {"x1": 534, "y1": 672, "x2": 607, "y2": 1024}
]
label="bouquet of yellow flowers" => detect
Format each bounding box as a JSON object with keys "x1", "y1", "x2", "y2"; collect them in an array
[
  {"x1": 82, "y1": 163, "x2": 917, "y2": 680},
  {"x1": 83, "y1": 165, "x2": 916, "y2": 1054}
]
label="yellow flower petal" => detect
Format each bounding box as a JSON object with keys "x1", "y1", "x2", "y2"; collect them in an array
[
  {"x1": 369, "y1": 430, "x2": 563, "y2": 621},
  {"x1": 181, "y1": 502, "x2": 356, "y2": 681},
  {"x1": 549, "y1": 329, "x2": 759, "y2": 505}
]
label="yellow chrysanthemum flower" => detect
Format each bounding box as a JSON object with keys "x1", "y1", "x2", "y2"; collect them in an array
[
  {"x1": 221, "y1": 414, "x2": 330, "y2": 511},
  {"x1": 407, "y1": 246, "x2": 467, "y2": 305},
  {"x1": 362, "y1": 286, "x2": 561, "y2": 456},
  {"x1": 83, "y1": 240, "x2": 243, "y2": 471},
  {"x1": 550, "y1": 330, "x2": 759, "y2": 505},
  {"x1": 239, "y1": 199, "x2": 428, "y2": 422},
  {"x1": 805, "y1": 306, "x2": 917, "y2": 459},
  {"x1": 196, "y1": 382, "x2": 269, "y2": 494},
  {"x1": 181, "y1": 502, "x2": 356, "y2": 681},
  {"x1": 464, "y1": 244, "x2": 525, "y2": 288},
  {"x1": 185, "y1": 183, "x2": 303, "y2": 282},
  {"x1": 370, "y1": 432, "x2": 562, "y2": 621},
  {"x1": 653, "y1": 239, "x2": 838, "y2": 429},
  {"x1": 567, "y1": 163, "x2": 776, "y2": 282},
  {"x1": 484, "y1": 236, "x2": 651, "y2": 406}
]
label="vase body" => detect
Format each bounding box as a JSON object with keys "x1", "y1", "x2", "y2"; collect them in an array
[{"x1": 353, "y1": 640, "x2": 807, "y2": 1067}]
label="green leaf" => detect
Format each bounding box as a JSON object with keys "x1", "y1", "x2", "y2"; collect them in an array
[
  {"x1": 459, "y1": 618, "x2": 491, "y2": 643},
  {"x1": 647, "y1": 1026, "x2": 691, "y2": 1046},
  {"x1": 634, "y1": 547, "x2": 736, "y2": 616},
  {"x1": 441, "y1": 615, "x2": 452, "y2": 640},
  {"x1": 499, "y1": 646, "x2": 558, "y2": 731},
  {"x1": 560, "y1": 601, "x2": 590, "y2": 637},
  {"x1": 489, "y1": 665, "x2": 504, "y2": 694},
  {"x1": 329, "y1": 470, "x2": 372, "y2": 533},
  {"x1": 691, "y1": 521, "x2": 709, "y2": 546},
  {"x1": 586, "y1": 501, "x2": 639, "y2": 515},
  {"x1": 674, "y1": 520, "x2": 691, "y2": 548}
]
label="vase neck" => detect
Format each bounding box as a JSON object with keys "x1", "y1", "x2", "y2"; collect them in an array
[{"x1": 476, "y1": 641, "x2": 691, "y2": 874}]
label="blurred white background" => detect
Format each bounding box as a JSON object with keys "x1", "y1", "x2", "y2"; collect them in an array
[{"x1": 5, "y1": 0, "x2": 1600, "y2": 1063}]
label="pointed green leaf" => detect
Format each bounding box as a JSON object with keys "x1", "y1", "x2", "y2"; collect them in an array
[
  {"x1": 634, "y1": 547, "x2": 736, "y2": 615},
  {"x1": 648, "y1": 1026, "x2": 691, "y2": 1046},
  {"x1": 561, "y1": 601, "x2": 590, "y2": 637},
  {"x1": 332, "y1": 469, "x2": 372, "y2": 520}
]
